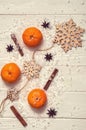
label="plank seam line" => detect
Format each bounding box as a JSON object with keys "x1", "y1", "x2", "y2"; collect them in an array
[
  {"x1": 0, "y1": 14, "x2": 86, "y2": 15},
  {"x1": 1, "y1": 117, "x2": 86, "y2": 120}
]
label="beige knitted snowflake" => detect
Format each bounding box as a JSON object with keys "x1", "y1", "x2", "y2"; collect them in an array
[
  {"x1": 7, "y1": 89, "x2": 19, "y2": 102},
  {"x1": 53, "y1": 19, "x2": 85, "y2": 52},
  {"x1": 23, "y1": 60, "x2": 42, "y2": 80}
]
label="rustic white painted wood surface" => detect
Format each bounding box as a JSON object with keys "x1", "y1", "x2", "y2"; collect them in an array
[{"x1": 0, "y1": 0, "x2": 86, "y2": 130}]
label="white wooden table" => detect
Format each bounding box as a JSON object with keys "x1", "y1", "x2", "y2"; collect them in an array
[{"x1": 0, "y1": 0, "x2": 86, "y2": 130}]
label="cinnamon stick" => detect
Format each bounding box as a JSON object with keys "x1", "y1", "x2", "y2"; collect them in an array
[
  {"x1": 10, "y1": 106, "x2": 27, "y2": 127},
  {"x1": 11, "y1": 34, "x2": 24, "y2": 56},
  {"x1": 43, "y1": 68, "x2": 58, "y2": 91}
]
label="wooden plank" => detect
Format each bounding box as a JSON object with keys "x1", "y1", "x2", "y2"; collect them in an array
[
  {"x1": 0, "y1": 64, "x2": 86, "y2": 94},
  {"x1": 0, "y1": 118, "x2": 86, "y2": 130},
  {"x1": 0, "y1": 0, "x2": 86, "y2": 14},
  {"x1": 0, "y1": 59, "x2": 86, "y2": 91},
  {"x1": 0, "y1": 15, "x2": 86, "y2": 66},
  {"x1": 0, "y1": 89, "x2": 86, "y2": 119},
  {"x1": 70, "y1": 66, "x2": 86, "y2": 92}
]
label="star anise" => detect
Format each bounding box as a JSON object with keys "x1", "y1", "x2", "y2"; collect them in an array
[
  {"x1": 44, "y1": 53, "x2": 53, "y2": 61},
  {"x1": 41, "y1": 20, "x2": 50, "y2": 29},
  {"x1": 47, "y1": 108, "x2": 57, "y2": 118},
  {"x1": 6, "y1": 44, "x2": 14, "y2": 52}
]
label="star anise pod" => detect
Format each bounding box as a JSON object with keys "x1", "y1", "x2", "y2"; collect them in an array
[
  {"x1": 44, "y1": 53, "x2": 53, "y2": 61},
  {"x1": 47, "y1": 108, "x2": 57, "y2": 118},
  {"x1": 41, "y1": 20, "x2": 50, "y2": 29},
  {"x1": 6, "y1": 44, "x2": 14, "y2": 52}
]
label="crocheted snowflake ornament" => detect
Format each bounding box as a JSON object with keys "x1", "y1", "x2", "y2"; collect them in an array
[
  {"x1": 7, "y1": 89, "x2": 19, "y2": 102},
  {"x1": 23, "y1": 60, "x2": 42, "y2": 80},
  {"x1": 53, "y1": 19, "x2": 85, "y2": 52}
]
